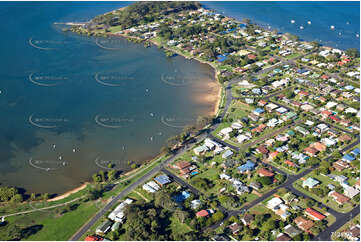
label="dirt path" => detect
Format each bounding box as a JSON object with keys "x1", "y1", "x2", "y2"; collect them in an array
[
  {"x1": 1, "y1": 196, "x2": 85, "y2": 218},
  {"x1": 134, "y1": 190, "x2": 149, "y2": 202}
]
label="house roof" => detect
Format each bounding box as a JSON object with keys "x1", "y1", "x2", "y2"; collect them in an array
[
  {"x1": 257, "y1": 168, "x2": 274, "y2": 177},
  {"x1": 305, "y1": 208, "x2": 325, "y2": 220},
  {"x1": 238, "y1": 160, "x2": 256, "y2": 172},
  {"x1": 196, "y1": 209, "x2": 209, "y2": 217},
  {"x1": 85, "y1": 236, "x2": 103, "y2": 241},
  {"x1": 276, "y1": 233, "x2": 291, "y2": 241},
  {"x1": 303, "y1": 177, "x2": 320, "y2": 188},
  {"x1": 175, "y1": 161, "x2": 191, "y2": 170},
  {"x1": 284, "y1": 224, "x2": 302, "y2": 237},
  {"x1": 154, "y1": 175, "x2": 171, "y2": 185},
  {"x1": 312, "y1": 142, "x2": 327, "y2": 152},
  {"x1": 257, "y1": 145, "x2": 269, "y2": 154},
  {"x1": 295, "y1": 216, "x2": 314, "y2": 232},
  {"x1": 304, "y1": 146, "x2": 318, "y2": 155},
  {"x1": 329, "y1": 191, "x2": 350, "y2": 204},
  {"x1": 228, "y1": 222, "x2": 241, "y2": 234},
  {"x1": 343, "y1": 154, "x2": 355, "y2": 161}
]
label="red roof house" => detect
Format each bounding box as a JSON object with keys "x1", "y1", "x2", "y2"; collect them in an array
[
  {"x1": 257, "y1": 168, "x2": 274, "y2": 177},
  {"x1": 85, "y1": 235, "x2": 103, "y2": 241},
  {"x1": 196, "y1": 210, "x2": 209, "y2": 217},
  {"x1": 305, "y1": 208, "x2": 325, "y2": 221}
]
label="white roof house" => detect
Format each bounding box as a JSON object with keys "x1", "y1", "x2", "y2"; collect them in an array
[
  {"x1": 219, "y1": 127, "x2": 233, "y2": 136},
  {"x1": 267, "y1": 197, "x2": 284, "y2": 210},
  {"x1": 108, "y1": 199, "x2": 134, "y2": 223}
]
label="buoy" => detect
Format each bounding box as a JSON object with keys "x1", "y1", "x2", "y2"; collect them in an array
[
  {"x1": 145, "y1": 89, "x2": 149, "y2": 92},
  {"x1": 338, "y1": 32, "x2": 342, "y2": 36},
  {"x1": 150, "y1": 136, "x2": 153, "y2": 141}
]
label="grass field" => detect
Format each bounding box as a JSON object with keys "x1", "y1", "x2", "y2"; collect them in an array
[{"x1": 293, "y1": 176, "x2": 356, "y2": 213}]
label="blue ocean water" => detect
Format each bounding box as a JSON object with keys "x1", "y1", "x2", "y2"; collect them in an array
[
  {"x1": 0, "y1": 1, "x2": 359, "y2": 194},
  {"x1": 0, "y1": 2, "x2": 217, "y2": 194},
  {"x1": 204, "y1": 1, "x2": 360, "y2": 50}
]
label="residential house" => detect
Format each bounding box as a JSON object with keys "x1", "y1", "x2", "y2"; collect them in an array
[
  {"x1": 196, "y1": 209, "x2": 209, "y2": 217},
  {"x1": 344, "y1": 185, "x2": 360, "y2": 199},
  {"x1": 222, "y1": 149, "x2": 234, "y2": 159},
  {"x1": 193, "y1": 145, "x2": 208, "y2": 156},
  {"x1": 228, "y1": 222, "x2": 242, "y2": 234},
  {"x1": 311, "y1": 142, "x2": 327, "y2": 152},
  {"x1": 154, "y1": 175, "x2": 171, "y2": 186},
  {"x1": 332, "y1": 160, "x2": 350, "y2": 172},
  {"x1": 304, "y1": 146, "x2": 318, "y2": 157},
  {"x1": 328, "y1": 191, "x2": 350, "y2": 205},
  {"x1": 241, "y1": 214, "x2": 254, "y2": 226},
  {"x1": 96, "y1": 220, "x2": 113, "y2": 235},
  {"x1": 302, "y1": 177, "x2": 320, "y2": 189},
  {"x1": 276, "y1": 233, "x2": 291, "y2": 241},
  {"x1": 305, "y1": 208, "x2": 325, "y2": 221},
  {"x1": 256, "y1": 145, "x2": 269, "y2": 155},
  {"x1": 238, "y1": 160, "x2": 256, "y2": 173},
  {"x1": 295, "y1": 216, "x2": 314, "y2": 233},
  {"x1": 343, "y1": 225, "x2": 360, "y2": 241},
  {"x1": 284, "y1": 224, "x2": 302, "y2": 238},
  {"x1": 257, "y1": 168, "x2": 274, "y2": 177}
]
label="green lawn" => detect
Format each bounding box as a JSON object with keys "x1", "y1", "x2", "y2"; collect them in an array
[
  {"x1": 22, "y1": 202, "x2": 98, "y2": 241},
  {"x1": 170, "y1": 214, "x2": 193, "y2": 234},
  {"x1": 293, "y1": 177, "x2": 356, "y2": 213}
]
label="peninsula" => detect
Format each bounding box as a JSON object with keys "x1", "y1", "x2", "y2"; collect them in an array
[{"x1": 0, "y1": 1, "x2": 359, "y2": 241}]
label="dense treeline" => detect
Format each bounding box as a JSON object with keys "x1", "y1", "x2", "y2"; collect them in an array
[{"x1": 92, "y1": 1, "x2": 201, "y2": 29}]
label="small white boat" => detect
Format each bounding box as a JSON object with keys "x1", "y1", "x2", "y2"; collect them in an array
[
  {"x1": 356, "y1": 34, "x2": 359, "y2": 38},
  {"x1": 330, "y1": 25, "x2": 335, "y2": 30},
  {"x1": 300, "y1": 26, "x2": 304, "y2": 30},
  {"x1": 58, "y1": 156, "x2": 62, "y2": 160},
  {"x1": 291, "y1": 20, "x2": 295, "y2": 24},
  {"x1": 72, "y1": 148, "x2": 76, "y2": 152},
  {"x1": 307, "y1": 21, "x2": 311, "y2": 25}
]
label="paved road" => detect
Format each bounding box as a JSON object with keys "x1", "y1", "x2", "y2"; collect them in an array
[
  {"x1": 313, "y1": 206, "x2": 360, "y2": 241},
  {"x1": 70, "y1": 133, "x2": 208, "y2": 241},
  {"x1": 161, "y1": 168, "x2": 229, "y2": 215}
]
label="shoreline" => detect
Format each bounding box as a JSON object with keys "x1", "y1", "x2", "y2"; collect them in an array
[
  {"x1": 45, "y1": 34, "x2": 223, "y2": 200},
  {"x1": 47, "y1": 182, "x2": 88, "y2": 202}
]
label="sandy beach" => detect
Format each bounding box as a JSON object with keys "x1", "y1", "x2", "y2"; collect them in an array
[{"x1": 47, "y1": 183, "x2": 88, "y2": 202}]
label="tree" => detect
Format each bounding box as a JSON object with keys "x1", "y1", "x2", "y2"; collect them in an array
[
  {"x1": 30, "y1": 193, "x2": 36, "y2": 201},
  {"x1": 212, "y1": 211, "x2": 225, "y2": 223},
  {"x1": 42, "y1": 193, "x2": 49, "y2": 201},
  {"x1": 99, "y1": 170, "x2": 106, "y2": 182},
  {"x1": 174, "y1": 209, "x2": 189, "y2": 223},
  {"x1": 257, "y1": 176, "x2": 272, "y2": 186},
  {"x1": 263, "y1": 219, "x2": 276, "y2": 231},
  {"x1": 345, "y1": 48, "x2": 360, "y2": 58},
  {"x1": 7, "y1": 224, "x2": 22, "y2": 240},
  {"x1": 108, "y1": 169, "x2": 117, "y2": 181},
  {"x1": 92, "y1": 173, "x2": 102, "y2": 183},
  {"x1": 11, "y1": 194, "x2": 23, "y2": 203}
]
